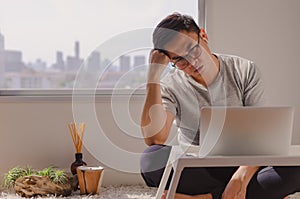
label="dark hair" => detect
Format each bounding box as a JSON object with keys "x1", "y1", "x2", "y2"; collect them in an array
[{"x1": 153, "y1": 13, "x2": 200, "y2": 50}]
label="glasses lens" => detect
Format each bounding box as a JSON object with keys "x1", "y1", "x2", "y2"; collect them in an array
[
  {"x1": 175, "y1": 59, "x2": 189, "y2": 69},
  {"x1": 172, "y1": 44, "x2": 202, "y2": 69},
  {"x1": 188, "y1": 45, "x2": 202, "y2": 59}
]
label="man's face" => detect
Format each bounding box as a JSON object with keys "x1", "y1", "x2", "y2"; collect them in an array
[{"x1": 164, "y1": 30, "x2": 208, "y2": 76}]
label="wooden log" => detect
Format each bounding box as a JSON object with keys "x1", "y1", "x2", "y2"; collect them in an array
[{"x1": 14, "y1": 175, "x2": 72, "y2": 198}]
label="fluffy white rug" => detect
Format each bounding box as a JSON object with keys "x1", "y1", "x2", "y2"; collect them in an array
[
  {"x1": 2, "y1": 185, "x2": 300, "y2": 199},
  {"x1": 0, "y1": 184, "x2": 157, "y2": 199}
]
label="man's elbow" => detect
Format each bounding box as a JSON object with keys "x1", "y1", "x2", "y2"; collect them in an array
[
  {"x1": 144, "y1": 137, "x2": 166, "y2": 146},
  {"x1": 141, "y1": 125, "x2": 168, "y2": 146}
]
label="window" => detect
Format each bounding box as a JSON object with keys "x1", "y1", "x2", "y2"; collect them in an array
[{"x1": 0, "y1": 0, "x2": 198, "y2": 90}]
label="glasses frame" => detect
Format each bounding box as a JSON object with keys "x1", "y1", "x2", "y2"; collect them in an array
[{"x1": 170, "y1": 34, "x2": 201, "y2": 70}]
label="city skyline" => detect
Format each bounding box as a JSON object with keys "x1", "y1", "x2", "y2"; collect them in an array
[
  {"x1": 0, "y1": 28, "x2": 149, "y2": 67},
  {"x1": 0, "y1": 0, "x2": 197, "y2": 64},
  {"x1": 1, "y1": 30, "x2": 147, "y2": 71},
  {"x1": 0, "y1": 30, "x2": 148, "y2": 89}
]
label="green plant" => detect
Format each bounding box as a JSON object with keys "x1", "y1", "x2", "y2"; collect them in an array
[
  {"x1": 36, "y1": 166, "x2": 54, "y2": 177},
  {"x1": 3, "y1": 167, "x2": 27, "y2": 188},
  {"x1": 24, "y1": 167, "x2": 35, "y2": 176},
  {"x1": 3, "y1": 166, "x2": 69, "y2": 188},
  {"x1": 48, "y1": 169, "x2": 68, "y2": 184}
]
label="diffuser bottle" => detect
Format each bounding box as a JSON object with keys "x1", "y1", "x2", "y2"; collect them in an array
[{"x1": 70, "y1": 153, "x2": 87, "y2": 175}]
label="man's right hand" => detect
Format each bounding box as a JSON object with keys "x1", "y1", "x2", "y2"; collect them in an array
[{"x1": 147, "y1": 49, "x2": 170, "y2": 83}]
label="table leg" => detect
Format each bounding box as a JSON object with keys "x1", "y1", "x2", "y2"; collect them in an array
[
  {"x1": 166, "y1": 162, "x2": 183, "y2": 199},
  {"x1": 155, "y1": 161, "x2": 173, "y2": 199}
]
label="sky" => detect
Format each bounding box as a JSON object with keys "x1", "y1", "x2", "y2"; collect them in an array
[{"x1": 0, "y1": 0, "x2": 198, "y2": 66}]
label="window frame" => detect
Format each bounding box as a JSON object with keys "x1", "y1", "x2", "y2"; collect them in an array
[{"x1": 0, "y1": 0, "x2": 206, "y2": 100}]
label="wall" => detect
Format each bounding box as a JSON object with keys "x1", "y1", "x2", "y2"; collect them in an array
[
  {"x1": 0, "y1": 95, "x2": 178, "y2": 189},
  {"x1": 206, "y1": 0, "x2": 300, "y2": 144},
  {"x1": 0, "y1": 96, "x2": 142, "y2": 188}
]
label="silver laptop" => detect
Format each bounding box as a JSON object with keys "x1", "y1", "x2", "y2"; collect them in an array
[{"x1": 197, "y1": 106, "x2": 294, "y2": 157}]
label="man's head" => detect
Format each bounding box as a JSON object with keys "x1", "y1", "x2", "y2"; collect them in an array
[
  {"x1": 153, "y1": 13, "x2": 200, "y2": 51},
  {"x1": 152, "y1": 13, "x2": 218, "y2": 86}
]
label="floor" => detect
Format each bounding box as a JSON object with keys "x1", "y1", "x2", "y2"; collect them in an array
[
  {"x1": 0, "y1": 184, "x2": 156, "y2": 199},
  {"x1": 1, "y1": 185, "x2": 300, "y2": 199}
]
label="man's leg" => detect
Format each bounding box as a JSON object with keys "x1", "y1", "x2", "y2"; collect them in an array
[
  {"x1": 140, "y1": 144, "x2": 172, "y2": 187},
  {"x1": 247, "y1": 166, "x2": 300, "y2": 199},
  {"x1": 140, "y1": 145, "x2": 237, "y2": 199}
]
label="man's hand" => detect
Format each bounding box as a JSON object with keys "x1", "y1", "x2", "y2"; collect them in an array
[
  {"x1": 222, "y1": 166, "x2": 259, "y2": 199},
  {"x1": 147, "y1": 49, "x2": 170, "y2": 83}
]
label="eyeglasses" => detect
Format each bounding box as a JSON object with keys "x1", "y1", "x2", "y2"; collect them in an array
[{"x1": 170, "y1": 34, "x2": 202, "y2": 70}]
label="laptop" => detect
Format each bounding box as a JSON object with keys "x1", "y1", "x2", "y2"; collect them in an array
[{"x1": 193, "y1": 106, "x2": 294, "y2": 157}]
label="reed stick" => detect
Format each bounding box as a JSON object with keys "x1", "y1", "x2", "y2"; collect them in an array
[{"x1": 68, "y1": 122, "x2": 86, "y2": 153}]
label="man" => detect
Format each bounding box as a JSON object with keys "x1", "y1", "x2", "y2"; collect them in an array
[{"x1": 140, "y1": 13, "x2": 300, "y2": 199}]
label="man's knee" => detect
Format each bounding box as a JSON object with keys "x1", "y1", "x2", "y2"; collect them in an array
[
  {"x1": 140, "y1": 144, "x2": 171, "y2": 173},
  {"x1": 140, "y1": 144, "x2": 172, "y2": 187}
]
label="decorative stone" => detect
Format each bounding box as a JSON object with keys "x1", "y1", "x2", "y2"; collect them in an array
[{"x1": 14, "y1": 175, "x2": 72, "y2": 198}]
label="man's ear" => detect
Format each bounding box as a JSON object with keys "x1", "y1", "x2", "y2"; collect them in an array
[{"x1": 199, "y1": 28, "x2": 209, "y2": 43}]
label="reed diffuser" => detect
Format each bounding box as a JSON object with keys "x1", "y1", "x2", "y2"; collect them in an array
[{"x1": 68, "y1": 122, "x2": 87, "y2": 175}]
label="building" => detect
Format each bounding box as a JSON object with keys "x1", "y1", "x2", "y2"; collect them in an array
[
  {"x1": 75, "y1": 41, "x2": 80, "y2": 59},
  {"x1": 27, "y1": 59, "x2": 47, "y2": 72},
  {"x1": 0, "y1": 51, "x2": 4, "y2": 87},
  {"x1": 0, "y1": 30, "x2": 4, "y2": 51},
  {"x1": 66, "y1": 41, "x2": 83, "y2": 71},
  {"x1": 119, "y1": 55, "x2": 130, "y2": 72},
  {"x1": 51, "y1": 51, "x2": 65, "y2": 71},
  {"x1": 0, "y1": 31, "x2": 5, "y2": 86},
  {"x1": 4, "y1": 72, "x2": 50, "y2": 88},
  {"x1": 133, "y1": 55, "x2": 146, "y2": 68},
  {"x1": 0, "y1": 31, "x2": 25, "y2": 73},
  {"x1": 66, "y1": 56, "x2": 83, "y2": 71},
  {"x1": 3, "y1": 50, "x2": 25, "y2": 72},
  {"x1": 87, "y1": 51, "x2": 101, "y2": 72}
]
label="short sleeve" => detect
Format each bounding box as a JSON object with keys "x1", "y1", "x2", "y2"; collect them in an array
[
  {"x1": 243, "y1": 62, "x2": 266, "y2": 106},
  {"x1": 160, "y1": 83, "x2": 178, "y2": 116}
]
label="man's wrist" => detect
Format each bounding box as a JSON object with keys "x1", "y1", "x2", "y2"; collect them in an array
[
  {"x1": 233, "y1": 166, "x2": 260, "y2": 186},
  {"x1": 147, "y1": 78, "x2": 161, "y2": 84},
  {"x1": 146, "y1": 82, "x2": 161, "y2": 90},
  {"x1": 147, "y1": 63, "x2": 167, "y2": 82},
  {"x1": 147, "y1": 72, "x2": 161, "y2": 84}
]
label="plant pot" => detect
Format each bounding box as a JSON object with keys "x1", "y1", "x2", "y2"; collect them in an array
[{"x1": 76, "y1": 166, "x2": 104, "y2": 195}]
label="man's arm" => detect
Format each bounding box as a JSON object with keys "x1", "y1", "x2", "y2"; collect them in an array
[
  {"x1": 222, "y1": 166, "x2": 260, "y2": 199},
  {"x1": 141, "y1": 50, "x2": 175, "y2": 146},
  {"x1": 141, "y1": 84, "x2": 175, "y2": 145}
]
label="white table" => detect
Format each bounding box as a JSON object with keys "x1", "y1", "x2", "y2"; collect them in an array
[{"x1": 155, "y1": 146, "x2": 300, "y2": 199}]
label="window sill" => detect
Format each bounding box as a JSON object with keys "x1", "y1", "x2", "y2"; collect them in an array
[{"x1": 0, "y1": 89, "x2": 146, "y2": 102}]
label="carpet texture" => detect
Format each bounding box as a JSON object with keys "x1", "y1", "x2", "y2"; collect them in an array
[
  {"x1": 0, "y1": 184, "x2": 157, "y2": 199},
  {"x1": 1, "y1": 184, "x2": 300, "y2": 199}
]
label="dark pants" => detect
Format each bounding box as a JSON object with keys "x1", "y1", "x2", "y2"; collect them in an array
[{"x1": 140, "y1": 145, "x2": 300, "y2": 199}]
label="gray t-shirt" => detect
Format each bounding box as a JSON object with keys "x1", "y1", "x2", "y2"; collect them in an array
[{"x1": 161, "y1": 54, "x2": 265, "y2": 145}]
